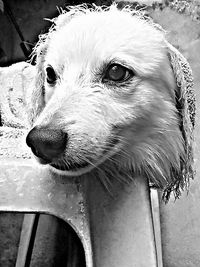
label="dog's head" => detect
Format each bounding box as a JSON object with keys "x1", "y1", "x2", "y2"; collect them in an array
[{"x1": 26, "y1": 4, "x2": 195, "y2": 199}]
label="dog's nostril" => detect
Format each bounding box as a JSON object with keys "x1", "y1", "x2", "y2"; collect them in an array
[{"x1": 26, "y1": 126, "x2": 68, "y2": 162}]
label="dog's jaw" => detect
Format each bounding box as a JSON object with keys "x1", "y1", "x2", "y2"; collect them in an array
[{"x1": 47, "y1": 141, "x2": 122, "y2": 176}]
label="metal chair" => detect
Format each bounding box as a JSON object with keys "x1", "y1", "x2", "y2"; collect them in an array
[{"x1": 0, "y1": 127, "x2": 161, "y2": 266}]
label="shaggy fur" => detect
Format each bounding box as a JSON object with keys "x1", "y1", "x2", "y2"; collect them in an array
[{"x1": 27, "y1": 4, "x2": 194, "y2": 199}]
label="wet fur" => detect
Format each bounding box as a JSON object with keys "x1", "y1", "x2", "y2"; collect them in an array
[{"x1": 29, "y1": 4, "x2": 186, "y2": 191}]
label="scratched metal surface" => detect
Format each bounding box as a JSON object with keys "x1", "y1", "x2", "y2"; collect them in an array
[
  {"x1": 0, "y1": 161, "x2": 92, "y2": 266},
  {"x1": 0, "y1": 128, "x2": 93, "y2": 267}
]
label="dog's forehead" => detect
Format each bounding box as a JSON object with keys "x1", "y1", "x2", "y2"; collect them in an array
[{"x1": 46, "y1": 9, "x2": 166, "y2": 73}]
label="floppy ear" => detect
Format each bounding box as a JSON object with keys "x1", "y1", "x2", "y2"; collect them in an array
[
  {"x1": 163, "y1": 42, "x2": 195, "y2": 201},
  {"x1": 28, "y1": 41, "x2": 47, "y2": 126}
]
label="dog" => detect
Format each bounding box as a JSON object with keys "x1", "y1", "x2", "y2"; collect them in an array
[{"x1": 26, "y1": 4, "x2": 194, "y2": 197}]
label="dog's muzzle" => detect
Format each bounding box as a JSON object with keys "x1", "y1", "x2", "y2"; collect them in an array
[
  {"x1": 26, "y1": 126, "x2": 122, "y2": 175},
  {"x1": 26, "y1": 127, "x2": 68, "y2": 163}
]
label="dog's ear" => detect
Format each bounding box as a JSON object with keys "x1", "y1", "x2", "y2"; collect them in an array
[
  {"x1": 29, "y1": 42, "x2": 47, "y2": 126},
  {"x1": 163, "y1": 42, "x2": 195, "y2": 201}
]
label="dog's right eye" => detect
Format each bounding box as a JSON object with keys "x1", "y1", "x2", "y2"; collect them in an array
[
  {"x1": 103, "y1": 63, "x2": 134, "y2": 83},
  {"x1": 46, "y1": 66, "x2": 57, "y2": 85}
]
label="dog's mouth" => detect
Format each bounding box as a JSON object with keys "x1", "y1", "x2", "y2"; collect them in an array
[
  {"x1": 47, "y1": 138, "x2": 122, "y2": 176},
  {"x1": 49, "y1": 161, "x2": 94, "y2": 176},
  {"x1": 51, "y1": 161, "x2": 89, "y2": 172}
]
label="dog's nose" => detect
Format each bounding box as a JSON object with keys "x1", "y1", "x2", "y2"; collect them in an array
[{"x1": 26, "y1": 127, "x2": 68, "y2": 162}]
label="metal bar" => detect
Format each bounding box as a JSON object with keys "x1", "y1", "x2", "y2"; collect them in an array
[
  {"x1": 150, "y1": 189, "x2": 163, "y2": 267},
  {"x1": 3, "y1": 0, "x2": 31, "y2": 57},
  {"x1": 3, "y1": 0, "x2": 25, "y2": 42},
  {"x1": 15, "y1": 214, "x2": 39, "y2": 267}
]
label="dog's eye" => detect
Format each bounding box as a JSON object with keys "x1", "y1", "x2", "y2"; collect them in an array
[
  {"x1": 104, "y1": 64, "x2": 133, "y2": 82},
  {"x1": 46, "y1": 66, "x2": 57, "y2": 84}
]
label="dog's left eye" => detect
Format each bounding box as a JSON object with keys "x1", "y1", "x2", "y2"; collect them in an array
[
  {"x1": 46, "y1": 66, "x2": 57, "y2": 85},
  {"x1": 103, "y1": 64, "x2": 133, "y2": 82}
]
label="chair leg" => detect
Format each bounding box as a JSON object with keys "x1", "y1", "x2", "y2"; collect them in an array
[
  {"x1": 150, "y1": 189, "x2": 163, "y2": 267},
  {"x1": 15, "y1": 214, "x2": 39, "y2": 267}
]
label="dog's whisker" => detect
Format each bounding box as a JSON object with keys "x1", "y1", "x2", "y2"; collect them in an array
[
  {"x1": 80, "y1": 155, "x2": 103, "y2": 172},
  {"x1": 61, "y1": 158, "x2": 70, "y2": 168},
  {"x1": 54, "y1": 159, "x2": 65, "y2": 170},
  {"x1": 103, "y1": 164, "x2": 131, "y2": 185},
  {"x1": 98, "y1": 171, "x2": 113, "y2": 195}
]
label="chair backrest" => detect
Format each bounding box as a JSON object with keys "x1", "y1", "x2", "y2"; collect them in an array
[{"x1": 0, "y1": 127, "x2": 159, "y2": 267}]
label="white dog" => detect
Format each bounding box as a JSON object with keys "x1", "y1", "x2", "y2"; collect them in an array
[{"x1": 25, "y1": 4, "x2": 194, "y2": 197}]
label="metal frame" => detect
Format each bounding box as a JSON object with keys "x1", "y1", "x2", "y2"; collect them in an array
[
  {"x1": 0, "y1": 127, "x2": 161, "y2": 266},
  {"x1": 0, "y1": 157, "x2": 161, "y2": 266}
]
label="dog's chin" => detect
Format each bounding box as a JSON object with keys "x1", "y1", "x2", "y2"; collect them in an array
[
  {"x1": 37, "y1": 141, "x2": 122, "y2": 177},
  {"x1": 49, "y1": 162, "x2": 96, "y2": 177}
]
